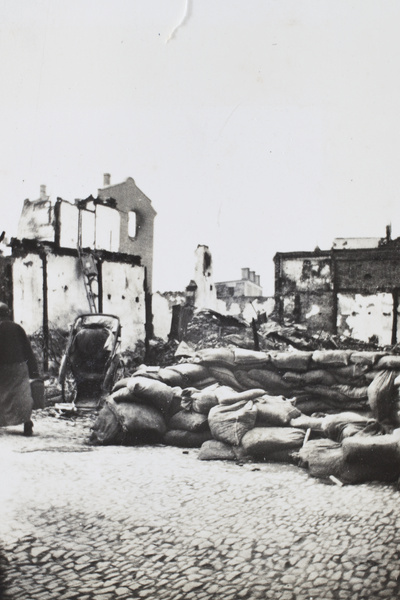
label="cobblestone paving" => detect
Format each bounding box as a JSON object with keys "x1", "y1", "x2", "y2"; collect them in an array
[{"x1": 0, "y1": 411, "x2": 400, "y2": 599}]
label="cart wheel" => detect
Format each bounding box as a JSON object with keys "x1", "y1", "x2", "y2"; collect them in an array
[{"x1": 62, "y1": 366, "x2": 78, "y2": 403}]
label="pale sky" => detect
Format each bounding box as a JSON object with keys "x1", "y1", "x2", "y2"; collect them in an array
[{"x1": 1, "y1": 1, "x2": 400, "y2": 295}]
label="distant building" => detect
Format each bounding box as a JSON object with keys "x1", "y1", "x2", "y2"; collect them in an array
[
  {"x1": 216, "y1": 268, "x2": 263, "y2": 298},
  {"x1": 274, "y1": 226, "x2": 400, "y2": 345}
]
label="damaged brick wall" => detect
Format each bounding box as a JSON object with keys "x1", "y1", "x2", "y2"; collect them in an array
[
  {"x1": 274, "y1": 251, "x2": 336, "y2": 334},
  {"x1": 275, "y1": 243, "x2": 400, "y2": 345}
]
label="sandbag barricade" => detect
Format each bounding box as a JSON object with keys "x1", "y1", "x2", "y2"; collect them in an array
[{"x1": 90, "y1": 346, "x2": 400, "y2": 485}]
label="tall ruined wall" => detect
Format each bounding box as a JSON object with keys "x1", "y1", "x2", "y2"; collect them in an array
[
  {"x1": 13, "y1": 254, "x2": 44, "y2": 333},
  {"x1": 274, "y1": 252, "x2": 336, "y2": 333},
  {"x1": 98, "y1": 178, "x2": 156, "y2": 292},
  {"x1": 101, "y1": 261, "x2": 146, "y2": 349},
  {"x1": 152, "y1": 291, "x2": 186, "y2": 340},
  {"x1": 46, "y1": 254, "x2": 89, "y2": 330},
  {"x1": 193, "y1": 245, "x2": 218, "y2": 310}
]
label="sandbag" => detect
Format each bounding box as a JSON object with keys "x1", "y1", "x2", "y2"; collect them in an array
[
  {"x1": 290, "y1": 414, "x2": 324, "y2": 431},
  {"x1": 247, "y1": 369, "x2": 293, "y2": 395},
  {"x1": 302, "y1": 385, "x2": 350, "y2": 404},
  {"x1": 163, "y1": 429, "x2": 213, "y2": 448},
  {"x1": 157, "y1": 367, "x2": 187, "y2": 387},
  {"x1": 194, "y1": 348, "x2": 235, "y2": 367},
  {"x1": 209, "y1": 366, "x2": 243, "y2": 391},
  {"x1": 180, "y1": 385, "x2": 219, "y2": 414},
  {"x1": 350, "y1": 352, "x2": 384, "y2": 366},
  {"x1": 255, "y1": 394, "x2": 301, "y2": 427},
  {"x1": 208, "y1": 400, "x2": 258, "y2": 446},
  {"x1": 241, "y1": 427, "x2": 305, "y2": 459},
  {"x1": 164, "y1": 364, "x2": 212, "y2": 386},
  {"x1": 332, "y1": 364, "x2": 370, "y2": 385},
  {"x1": 168, "y1": 409, "x2": 209, "y2": 432},
  {"x1": 312, "y1": 350, "x2": 352, "y2": 368},
  {"x1": 198, "y1": 440, "x2": 251, "y2": 461},
  {"x1": 111, "y1": 376, "x2": 176, "y2": 418},
  {"x1": 233, "y1": 348, "x2": 270, "y2": 367},
  {"x1": 90, "y1": 398, "x2": 166, "y2": 445},
  {"x1": 375, "y1": 355, "x2": 400, "y2": 370},
  {"x1": 331, "y1": 385, "x2": 369, "y2": 400},
  {"x1": 283, "y1": 369, "x2": 337, "y2": 387},
  {"x1": 293, "y1": 399, "x2": 330, "y2": 415},
  {"x1": 236, "y1": 370, "x2": 269, "y2": 391},
  {"x1": 368, "y1": 369, "x2": 396, "y2": 422},
  {"x1": 341, "y1": 435, "x2": 400, "y2": 483},
  {"x1": 214, "y1": 386, "x2": 265, "y2": 406},
  {"x1": 270, "y1": 351, "x2": 312, "y2": 372},
  {"x1": 198, "y1": 440, "x2": 236, "y2": 461},
  {"x1": 112, "y1": 377, "x2": 132, "y2": 392},
  {"x1": 321, "y1": 412, "x2": 370, "y2": 442},
  {"x1": 297, "y1": 439, "x2": 343, "y2": 479}
]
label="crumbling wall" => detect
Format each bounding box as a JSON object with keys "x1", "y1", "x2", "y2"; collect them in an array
[
  {"x1": 101, "y1": 261, "x2": 146, "y2": 349},
  {"x1": 216, "y1": 296, "x2": 275, "y2": 323},
  {"x1": 58, "y1": 200, "x2": 79, "y2": 249},
  {"x1": 337, "y1": 293, "x2": 393, "y2": 346},
  {"x1": 13, "y1": 254, "x2": 44, "y2": 333},
  {"x1": 193, "y1": 245, "x2": 218, "y2": 310},
  {"x1": 58, "y1": 200, "x2": 121, "y2": 253},
  {"x1": 281, "y1": 292, "x2": 336, "y2": 334},
  {"x1": 17, "y1": 199, "x2": 55, "y2": 242},
  {"x1": 278, "y1": 256, "x2": 332, "y2": 294},
  {"x1": 46, "y1": 254, "x2": 89, "y2": 330},
  {"x1": 152, "y1": 291, "x2": 186, "y2": 340}
]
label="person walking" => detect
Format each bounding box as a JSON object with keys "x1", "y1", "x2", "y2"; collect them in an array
[{"x1": 0, "y1": 302, "x2": 40, "y2": 436}]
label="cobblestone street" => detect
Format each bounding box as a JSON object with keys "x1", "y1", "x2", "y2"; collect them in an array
[{"x1": 0, "y1": 410, "x2": 400, "y2": 600}]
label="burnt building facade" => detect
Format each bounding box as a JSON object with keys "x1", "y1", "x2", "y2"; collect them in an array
[
  {"x1": 274, "y1": 229, "x2": 400, "y2": 346},
  {"x1": 2, "y1": 175, "x2": 156, "y2": 359}
]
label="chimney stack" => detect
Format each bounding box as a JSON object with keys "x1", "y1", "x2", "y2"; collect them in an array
[
  {"x1": 241, "y1": 268, "x2": 250, "y2": 280},
  {"x1": 386, "y1": 224, "x2": 392, "y2": 242},
  {"x1": 255, "y1": 274, "x2": 260, "y2": 286},
  {"x1": 250, "y1": 270, "x2": 256, "y2": 283},
  {"x1": 103, "y1": 173, "x2": 111, "y2": 186},
  {"x1": 40, "y1": 184, "x2": 47, "y2": 199}
]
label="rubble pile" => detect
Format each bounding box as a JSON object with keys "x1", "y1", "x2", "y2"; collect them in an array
[
  {"x1": 90, "y1": 346, "x2": 400, "y2": 485},
  {"x1": 170, "y1": 308, "x2": 391, "y2": 355}
]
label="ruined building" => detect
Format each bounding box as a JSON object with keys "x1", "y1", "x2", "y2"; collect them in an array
[
  {"x1": 274, "y1": 226, "x2": 400, "y2": 346},
  {"x1": 1, "y1": 175, "x2": 156, "y2": 360}
]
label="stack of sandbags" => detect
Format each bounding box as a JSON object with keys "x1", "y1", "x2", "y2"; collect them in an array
[
  {"x1": 89, "y1": 346, "x2": 400, "y2": 485},
  {"x1": 191, "y1": 348, "x2": 398, "y2": 417},
  {"x1": 90, "y1": 397, "x2": 167, "y2": 445},
  {"x1": 90, "y1": 376, "x2": 181, "y2": 445},
  {"x1": 199, "y1": 389, "x2": 305, "y2": 462}
]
